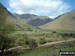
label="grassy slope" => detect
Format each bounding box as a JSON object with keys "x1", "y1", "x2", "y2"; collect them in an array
[
  {"x1": 40, "y1": 10, "x2": 75, "y2": 31},
  {"x1": 6, "y1": 15, "x2": 37, "y2": 31},
  {"x1": 0, "y1": 3, "x2": 37, "y2": 31}
]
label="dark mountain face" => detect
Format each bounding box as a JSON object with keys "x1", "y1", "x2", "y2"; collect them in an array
[
  {"x1": 14, "y1": 14, "x2": 52, "y2": 26},
  {"x1": 27, "y1": 18, "x2": 52, "y2": 26}
]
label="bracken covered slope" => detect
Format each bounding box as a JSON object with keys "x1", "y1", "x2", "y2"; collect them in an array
[
  {"x1": 40, "y1": 10, "x2": 75, "y2": 31},
  {"x1": 0, "y1": 3, "x2": 37, "y2": 31}
]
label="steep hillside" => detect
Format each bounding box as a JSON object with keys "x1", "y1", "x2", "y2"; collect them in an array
[
  {"x1": 41, "y1": 10, "x2": 75, "y2": 31},
  {"x1": 14, "y1": 14, "x2": 52, "y2": 26},
  {"x1": 0, "y1": 3, "x2": 37, "y2": 31}
]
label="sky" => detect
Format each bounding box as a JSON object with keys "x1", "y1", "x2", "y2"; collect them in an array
[{"x1": 0, "y1": 0, "x2": 75, "y2": 19}]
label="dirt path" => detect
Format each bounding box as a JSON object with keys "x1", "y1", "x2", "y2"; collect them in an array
[
  {"x1": 38, "y1": 39, "x2": 75, "y2": 48},
  {"x1": 0, "y1": 39, "x2": 75, "y2": 52}
]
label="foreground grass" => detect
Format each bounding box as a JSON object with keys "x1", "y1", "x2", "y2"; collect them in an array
[
  {"x1": 17, "y1": 48, "x2": 55, "y2": 56},
  {"x1": 17, "y1": 47, "x2": 75, "y2": 56},
  {"x1": 6, "y1": 48, "x2": 58, "y2": 56},
  {"x1": 4, "y1": 39, "x2": 75, "y2": 56},
  {"x1": 5, "y1": 46, "x2": 75, "y2": 56},
  {"x1": 60, "y1": 47, "x2": 75, "y2": 51}
]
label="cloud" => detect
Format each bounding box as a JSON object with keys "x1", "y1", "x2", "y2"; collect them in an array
[
  {"x1": 9, "y1": 0, "x2": 70, "y2": 18},
  {"x1": 49, "y1": 16, "x2": 55, "y2": 19},
  {"x1": 7, "y1": 8, "x2": 11, "y2": 12}
]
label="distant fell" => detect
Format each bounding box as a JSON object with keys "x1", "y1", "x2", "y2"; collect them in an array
[{"x1": 14, "y1": 14, "x2": 52, "y2": 26}]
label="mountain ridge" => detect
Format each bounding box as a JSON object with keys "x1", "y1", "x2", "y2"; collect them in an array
[
  {"x1": 40, "y1": 10, "x2": 75, "y2": 31},
  {"x1": 14, "y1": 14, "x2": 52, "y2": 26}
]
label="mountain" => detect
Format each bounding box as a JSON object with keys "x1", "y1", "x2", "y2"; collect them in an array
[
  {"x1": 40, "y1": 10, "x2": 75, "y2": 31},
  {"x1": 15, "y1": 14, "x2": 37, "y2": 19},
  {"x1": 27, "y1": 17, "x2": 51, "y2": 26},
  {"x1": 0, "y1": 3, "x2": 37, "y2": 31},
  {"x1": 14, "y1": 14, "x2": 52, "y2": 26}
]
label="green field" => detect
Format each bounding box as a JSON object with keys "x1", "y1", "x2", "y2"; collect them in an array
[
  {"x1": 7, "y1": 48, "x2": 58, "y2": 56},
  {"x1": 60, "y1": 47, "x2": 75, "y2": 51},
  {"x1": 6, "y1": 47, "x2": 75, "y2": 56}
]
